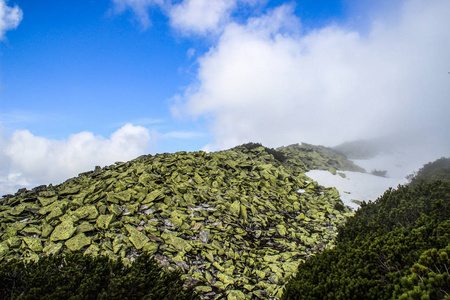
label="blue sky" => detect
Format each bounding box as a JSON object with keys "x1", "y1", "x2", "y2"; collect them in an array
[
  {"x1": 1, "y1": 0, "x2": 347, "y2": 144},
  {"x1": 0, "y1": 0, "x2": 449, "y2": 194}
]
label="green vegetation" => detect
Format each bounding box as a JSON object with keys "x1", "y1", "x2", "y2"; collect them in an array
[
  {"x1": 7, "y1": 142, "x2": 446, "y2": 299},
  {"x1": 282, "y1": 180, "x2": 450, "y2": 300},
  {"x1": 0, "y1": 252, "x2": 198, "y2": 300},
  {"x1": 234, "y1": 143, "x2": 287, "y2": 163},
  {"x1": 407, "y1": 157, "x2": 450, "y2": 186},
  {"x1": 370, "y1": 169, "x2": 388, "y2": 177}
]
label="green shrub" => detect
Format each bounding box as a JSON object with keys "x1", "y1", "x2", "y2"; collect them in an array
[
  {"x1": 407, "y1": 157, "x2": 450, "y2": 186},
  {"x1": 0, "y1": 252, "x2": 198, "y2": 300},
  {"x1": 396, "y1": 246, "x2": 450, "y2": 300},
  {"x1": 282, "y1": 180, "x2": 450, "y2": 300},
  {"x1": 236, "y1": 142, "x2": 287, "y2": 162}
]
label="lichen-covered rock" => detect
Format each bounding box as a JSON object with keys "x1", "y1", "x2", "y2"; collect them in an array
[
  {"x1": 227, "y1": 290, "x2": 246, "y2": 300},
  {"x1": 73, "y1": 205, "x2": 99, "y2": 220},
  {"x1": 41, "y1": 223, "x2": 54, "y2": 238},
  {"x1": 0, "y1": 242, "x2": 9, "y2": 258},
  {"x1": 0, "y1": 143, "x2": 359, "y2": 299},
  {"x1": 65, "y1": 233, "x2": 92, "y2": 251},
  {"x1": 43, "y1": 242, "x2": 63, "y2": 255},
  {"x1": 76, "y1": 222, "x2": 95, "y2": 233},
  {"x1": 143, "y1": 190, "x2": 164, "y2": 203},
  {"x1": 162, "y1": 231, "x2": 191, "y2": 252},
  {"x1": 23, "y1": 237, "x2": 43, "y2": 252},
  {"x1": 37, "y1": 195, "x2": 58, "y2": 207},
  {"x1": 50, "y1": 220, "x2": 76, "y2": 242},
  {"x1": 96, "y1": 214, "x2": 114, "y2": 229},
  {"x1": 125, "y1": 224, "x2": 149, "y2": 250}
]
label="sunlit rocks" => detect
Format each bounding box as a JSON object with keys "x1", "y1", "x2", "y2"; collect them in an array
[
  {"x1": 0, "y1": 143, "x2": 359, "y2": 299},
  {"x1": 125, "y1": 224, "x2": 150, "y2": 250},
  {"x1": 22, "y1": 237, "x2": 43, "y2": 252},
  {"x1": 0, "y1": 242, "x2": 9, "y2": 258},
  {"x1": 65, "y1": 233, "x2": 92, "y2": 251},
  {"x1": 96, "y1": 214, "x2": 114, "y2": 229},
  {"x1": 50, "y1": 220, "x2": 76, "y2": 242}
]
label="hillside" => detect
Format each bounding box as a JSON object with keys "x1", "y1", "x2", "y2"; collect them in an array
[
  {"x1": 282, "y1": 178, "x2": 450, "y2": 299},
  {"x1": 0, "y1": 143, "x2": 361, "y2": 299},
  {"x1": 407, "y1": 157, "x2": 450, "y2": 186}
]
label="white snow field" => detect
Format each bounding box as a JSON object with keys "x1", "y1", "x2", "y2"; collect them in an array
[
  {"x1": 305, "y1": 169, "x2": 406, "y2": 210},
  {"x1": 305, "y1": 150, "x2": 434, "y2": 210}
]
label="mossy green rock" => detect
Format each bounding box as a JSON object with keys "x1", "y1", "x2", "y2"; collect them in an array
[
  {"x1": 73, "y1": 205, "x2": 98, "y2": 219},
  {"x1": 229, "y1": 200, "x2": 241, "y2": 217},
  {"x1": 21, "y1": 226, "x2": 41, "y2": 235},
  {"x1": 76, "y1": 222, "x2": 95, "y2": 233},
  {"x1": 0, "y1": 142, "x2": 360, "y2": 299},
  {"x1": 23, "y1": 237, "x2": 43, "y2": 252},
  {"x1": 0, "y1": 242, "x2": 9, "y2": 257},
  {"x1": 43, "y1": 242, "x2": 63, "y2": 255},
  {"x1": 227, "y1": 290, "x2": 246, "y2": 300},
  {"x1": 7, "y1": 236, "x2": 21, "y2": 248},
  {"x1": 125, "y1": 224, "x2": 149, "y2": 250},
  {"x1": 96, "y1": 214, "x2": 114, "y2": 229},
  {"x1": 65, "y1": 233, "x2": 92, "y2": 251},
  {"x1": 163, "y1": 232, "x2": 191, "y2": 251},
  {"x1": 195, "y1": 286, "x2": 212, "y2": 293},
  {"x1": 37, "y1": 195, "x2": 58, "y2": 206},
  {"x1": 143, "y1": 190, "x2": 164, "y2": 203},
  {"x1": 50, "y1": 220, "x2": 76, "y2": 242},
  {"x1": 41, "y1": 223, "x2": 54, "y2": 238}
]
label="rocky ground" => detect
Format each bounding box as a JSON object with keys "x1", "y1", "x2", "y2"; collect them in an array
[{"x1": 0, "y1": 143, "x2": 362, "y2": 299}]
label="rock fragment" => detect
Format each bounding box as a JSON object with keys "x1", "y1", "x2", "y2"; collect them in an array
[{"x1": 50, "y1": 220, "x2": 76, "y2": 242}]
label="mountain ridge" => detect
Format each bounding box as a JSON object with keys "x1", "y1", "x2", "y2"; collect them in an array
[{"x1": 0, "y1": 142, "x2": 361, "y2": 299}]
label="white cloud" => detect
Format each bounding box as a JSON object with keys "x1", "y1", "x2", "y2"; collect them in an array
[
  {"x1": 168, "y1": 0, "x2": 237, "y2": 35},
  {"x1": 163, "y1": 130, "x2": 205, "y2": 139},
  {"x1": 173, "y1": 0, "x2": 450, "y2": 152},
  {"x1": 110, "y1": 0, "x2": 163, "y2": 29},
  {"x1": 0, "y1": 0, "x2": 22, "y2": 39},
  {"x1": 187, "y1": 47, "x2": 196, "y2": 58},
  {"x1": 111, "y1": 0, "x2": 263, "y2": 35},
  {"x1": 0, "y1": 124, "x2": 151, "y2": 195}
]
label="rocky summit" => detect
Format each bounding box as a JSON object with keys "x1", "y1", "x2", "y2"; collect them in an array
[{"x1": 0, "y1": 143, "x2": 363, "y2": 299}]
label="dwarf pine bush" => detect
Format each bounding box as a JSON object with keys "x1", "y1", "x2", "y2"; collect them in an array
[
  {"x1": 282, "y1": 180, "x2": 450, "y2": 300},
  {"x1": 0, "y1": 252, "x2": 198, "y2": 300}
]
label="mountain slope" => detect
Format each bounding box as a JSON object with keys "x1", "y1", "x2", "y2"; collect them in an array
[
  {"x1": 282, "y1": 179, "x2": 450, "y2": 300},
  {"x1": 0, "y1": 143, "x2": 359, "y2": 299}
]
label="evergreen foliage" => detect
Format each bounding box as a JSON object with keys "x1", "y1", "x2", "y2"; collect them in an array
[
  {"x1": 0, "y1": 252, "x2": 198, "y2": 300},
  {"x1": 233, "y1": 142, "x2": 287, "y2": 163},
  {"x1": 282, "y1": 180, "x2": 450, "y2": 300},
  {"x1": 397, "y1": 245, "x2": 450, "y2": 300},
  {"x1": 407, "y1": 157, "x2": 450, "y2": 186}
]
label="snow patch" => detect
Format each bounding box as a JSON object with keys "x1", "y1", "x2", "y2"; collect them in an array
[
  {"x1": 305, "y1": 149, "x2": 445, "y2": 210},
  {"x1": 306, "y1": 170, "x2": 407, "y2": 210}
]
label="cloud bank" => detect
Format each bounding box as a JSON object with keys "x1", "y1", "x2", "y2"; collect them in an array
[
  {"x1": 173, "y1": 0, "x2": 450, "y2": 152},
  {"x1": 0, "y1": 124, "x2": 151, "y2": 195},
  {"x1": 0, "y1": 0, "x2": 22, "y2": 39}
]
